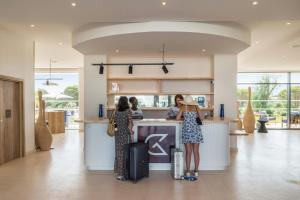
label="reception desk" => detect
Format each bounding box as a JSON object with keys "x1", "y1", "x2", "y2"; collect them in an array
[{"x1": 84, "y1": 118, "x2": 230, "y2": 171}]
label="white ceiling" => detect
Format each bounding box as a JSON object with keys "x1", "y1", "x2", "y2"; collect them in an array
[
  {"x1": 0, "y1": 0, "x2": 300, "y2": 70},
  {"x1": 238, "y1": 21, "x2": 300, "y2": 71},
  {"x1": 73, "y1": 22, "x2": 250, "y2": 55}
]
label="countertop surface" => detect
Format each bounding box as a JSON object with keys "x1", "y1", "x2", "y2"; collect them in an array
[{"x1": 81, "y1": 117, "x2": 230, "y2": 124}]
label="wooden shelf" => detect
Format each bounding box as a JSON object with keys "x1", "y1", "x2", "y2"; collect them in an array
[
  {"x1": 230, "y1": 130, "x2": 249, "y2": 136},
  {"x1": 107, "y1": 92, "x2": 214, "y2": 96},
  {"x1": 108, "y1": 77, "x2": 214, "y2": 81},
  {"x1": 107, "y1": 107, "x2": 214, "y2": 111}
]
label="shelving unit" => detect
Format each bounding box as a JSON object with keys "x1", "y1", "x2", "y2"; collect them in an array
[
  {"x1": 107, "y1": 61, "x2": 214, "y2": 113},
  {"x1": 107, "y1": 107, "x2": 214, "y2": 111},
  {"x1": 107, "y1": 77, "x2": 214, "y2": 81},
  {"x1": 107, "y1": 92, "x2": 214, "y2": 96},
  {"x1": 107, "y1": 75, "x2": 215, "y2": 113}
]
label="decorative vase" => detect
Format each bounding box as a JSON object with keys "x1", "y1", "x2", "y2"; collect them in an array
[
  {"x1": 35, "y1": 91, "x2": 53, "y2": 151},
  {"x1": 99, "y1": 104, "x2": 104, "y2": 118},
  {"x1": 219, "y1": 104, "x2": 225, "y2": 119},
  {"x1": 236, "y1": 102, "x2": 243, "y2": 130},
  {"x1": 243, "y1": 87, "x2": 256, "y2": 133}
]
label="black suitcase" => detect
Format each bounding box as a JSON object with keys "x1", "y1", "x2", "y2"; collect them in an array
[{"x1": 124, "y1": 142, "x2": 149, "y2": 182}]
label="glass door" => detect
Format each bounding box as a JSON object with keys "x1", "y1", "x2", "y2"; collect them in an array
[{"x1": 290, "y1": 73, "x2": 300, "y2": 129}]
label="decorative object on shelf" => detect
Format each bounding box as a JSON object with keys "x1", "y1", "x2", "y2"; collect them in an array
[
  {"x1": 98, "y1": 104, "x2": 104, "y2": 118},
  {"x1": 111, "y1": 82, "x2": 119, "y2": 93},
  {"x1": 219, "y1": 104, "x2": 225, "y2": 119},
  {"x1": 243, "y1": 87, "x2": 255, "y2": 133},
  {"x1": 35, "y1": 91, "x2": 53, "y2": 151},
  {"x1": 236, "y1": 102, "x2": 243, "y2": 130},
  {"x1": 197, "y1": 96, "x2": 205, "y2": 107}
]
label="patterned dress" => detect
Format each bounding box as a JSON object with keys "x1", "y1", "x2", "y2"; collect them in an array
[
  {"x1": 114, "y1": 109, "x2": 132, "y2": 176},
  {"x1": 182, "y1": 111, "x2": 204, "y2": 144},
  {"x1": 167, "y1": 106, "x2": 180, "y2": 119}
]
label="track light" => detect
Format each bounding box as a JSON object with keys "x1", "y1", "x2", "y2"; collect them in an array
[
  {"x1": 162, "y1": 64, "x2": 168, "y2": 74},
  {"x1": 128, "y1": 64, "x2": 133, "y2": 74},
  {"x1": 99, "y1": 63, "x2": 104, "y2": 74}
]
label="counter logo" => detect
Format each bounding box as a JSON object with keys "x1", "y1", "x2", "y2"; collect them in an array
[
  {"x1": 138, "y1": 126, "x2": 176, "y2": 163},
  {"x1": 145, "y1": 134, "x2": 168, "y2": 156}
]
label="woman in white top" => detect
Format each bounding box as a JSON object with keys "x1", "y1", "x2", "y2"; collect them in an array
[
  {"x1": 167, "y1": 94, "x2": 184, "y2": 119},
  {"x1": 129, "y1": 97, "x2": 143, "y2": 119}
]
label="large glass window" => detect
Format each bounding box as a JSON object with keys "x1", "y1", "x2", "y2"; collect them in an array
[
  {"x1": 238, "y1": 72, "x2": 300, "y2": 129},
  {"x1": 35, "y1": 72, "x2": 79, "y2": 129},
  {"x1": 290, "y1": 73, "x2": 300, "y2": 128},
  {"x1": 237, "y1": 73, "x2": 289, "y2": 129}
]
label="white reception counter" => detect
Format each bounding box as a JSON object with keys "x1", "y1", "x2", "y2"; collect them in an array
[{"x1": 84, "y1": 118, "x2": 230, "y2": 171}]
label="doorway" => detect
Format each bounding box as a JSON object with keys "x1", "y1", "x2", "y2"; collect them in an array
[{"x1": 0, "y1": 76, "x2": 24, "y2": 165}]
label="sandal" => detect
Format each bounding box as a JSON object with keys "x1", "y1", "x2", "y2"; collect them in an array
[
  {"x1": 116, "y1": 176, "x2": 125, "y2": 181},
  {"x1": 193, "y1": 170, "x2": 199, "y2": 177},
  {"x1": 185, "y1": 171, "x2": 191, "y2": 177}
]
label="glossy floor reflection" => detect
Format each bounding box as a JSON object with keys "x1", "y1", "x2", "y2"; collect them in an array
[{"x1": 0, "y1": 130, "x2": 300, "y2": 200}]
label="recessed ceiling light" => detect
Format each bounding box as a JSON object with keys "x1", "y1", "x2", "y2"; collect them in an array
[
  {"x1": 162, "y1": 1, "x2": 167, "y2": 6},
  {"x1": 30, "y1": 24, "x2": 35, "y2": 28},
  {"x1": 202, "y1": 49, "x2": 206, "y2": 52},
  {"x1": 58, "y1": 42, "x2": 63, "y2": 46},
  {"x1": 254, "y1": 41, "x2": 260, "y2": 45},
  {"x1": 286, "y1": 22, "x2": 291, "y2": 26},
  {"x1": 71, "y1": 2, "x2": 76, "y2": 7},
  {"x1": 115, "y1": 49, "x2": 120, "y2": 53},
  {"x1": 252, "y1": 1, "x2": 258, "y2": 6}
]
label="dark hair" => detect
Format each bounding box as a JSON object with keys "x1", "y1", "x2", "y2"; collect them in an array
[
  {"x1": 129, "y1": 96, "x2": 137, "y2": 104},
  {"x1": 174, "y1": 94, "x2": 184, "y2": 107},
  {"x1": 117, "y1": 96, "x2": 130, "y2": 112}
]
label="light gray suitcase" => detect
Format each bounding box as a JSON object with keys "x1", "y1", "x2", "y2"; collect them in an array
[{"x1": 171, "y1": 148, "x2": 184, "y2": 180}]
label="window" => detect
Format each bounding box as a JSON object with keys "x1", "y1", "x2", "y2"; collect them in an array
[
  {"x1": 35, "y1": 72, "x2": 79, "y2": 129},
  {"x1": 238, "y1": 72, "x2": 300, "y2": 129},
  {"x1": 237, "y1": 73, "x2": 288, "y2": 129},
  {"x1": 290, "y1": 73, "x2": 300, "y2": 128}
]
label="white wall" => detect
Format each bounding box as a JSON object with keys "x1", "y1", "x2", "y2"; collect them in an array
[
  {"x1": 84, "y1": 55, "x2": 107, "y2": 119},
  {"x1": 213, "y1": 54, "x2": 237, "y2": 119},
  {"x1": 0, "y1": 27, "x2": 35, "y2": 153},
  {"x1": 35, "y1": 42, "x2": 83, "y2": 68},
  {"x1": 213, "y1": 54, "x2": 238, "y2": 149},
  {"x1": 108, "y1": 56, "x2": 212, "y2": 78}
]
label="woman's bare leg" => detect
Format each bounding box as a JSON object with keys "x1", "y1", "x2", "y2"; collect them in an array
[
  {"x1": 185, "y1": 143, "x2": 192, "y2": 172},
  {"x1": 192, "y1": 143, "x2": 200, "y2": 171}
]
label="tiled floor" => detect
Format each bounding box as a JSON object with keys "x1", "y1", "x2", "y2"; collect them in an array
[{"x1": 0, "y1": 130, "x2": 300, "y2": 200}]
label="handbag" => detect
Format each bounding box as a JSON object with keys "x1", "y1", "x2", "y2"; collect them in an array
[
  {"x1": 196, "y1": 116, "x2": 203, "y2": 125},
  {"x1": 107, "y1": 110, "x2": 116, "y2": 137}
]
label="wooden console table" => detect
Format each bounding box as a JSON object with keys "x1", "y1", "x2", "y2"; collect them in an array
[{"x1": 46, "y1": 111, "x2": 65, "y2": 134}]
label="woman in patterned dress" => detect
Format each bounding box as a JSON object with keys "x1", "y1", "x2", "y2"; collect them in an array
[
  {"x1": 114, "y1": 96, "x2": 134, "y2": 180},
  {"x1": 176, "y1": 95, "x2": 204, "y2": 177}
]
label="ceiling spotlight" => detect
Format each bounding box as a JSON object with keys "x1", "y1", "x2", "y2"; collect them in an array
[
  {"x1": 58, "y1": 42, "x2": 63, "y2": 46},
  {"x1": 30, "y1": 24, "x2": 35, "y2": 28},
  {"x1": 115, "y1": 49, "x2": 120, "y2": 53},
  {"x1": 286, "y1": 22, "x2": 291, "y2": 26},
  {"x1": 162, "y1": 1, "x2": 167, "y2": 6},
  {"x1": 71, "y1": 2, "x2": 76, "y2": 7},
  {"x1": 202, "y1": 49, "x2": 206, "y2": 52},
  {"x1": 254, "y1": 41, "x2": 260, "y2": 45},
  {"x1": 128, "y1": 65, "x2": 133, "y2": 74},
  {"x1": 252, "y1": 1, "x2": 258, "y2": 6},
  {"x1": 162, "y1": 64, "x2": 169, "y2": 74},
  {"x1": 99, "y1": 63, "x2": 104, "y2": 74}
]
